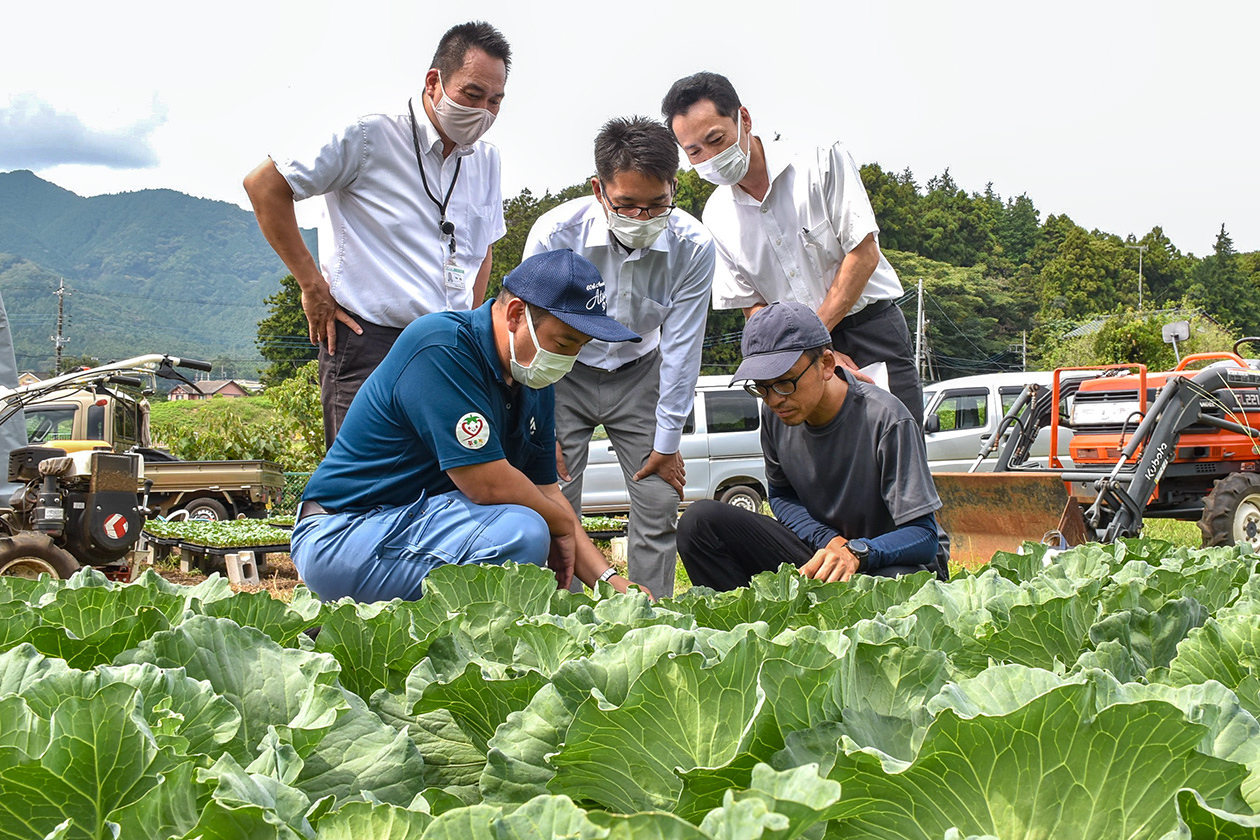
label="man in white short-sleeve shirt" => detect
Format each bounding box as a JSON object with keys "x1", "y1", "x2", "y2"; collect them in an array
[
  {"x1": 663, "y1": 71, "x2": 923, "y2": 425},
  {"x1": 244, "y1": 21, "x2": 510, "y2": 446},
  {"x1": 524, "y1": 117, "x2": 715, "y2": 598}
]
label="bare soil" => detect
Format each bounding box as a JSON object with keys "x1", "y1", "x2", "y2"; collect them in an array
[{"x1": 154, "y1": 551, "x2": 304, "y2": 602}]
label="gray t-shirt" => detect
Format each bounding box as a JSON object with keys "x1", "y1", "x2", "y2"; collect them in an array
[{"x1": 762, "y1": 369, "x2": 940, "y2": 542}]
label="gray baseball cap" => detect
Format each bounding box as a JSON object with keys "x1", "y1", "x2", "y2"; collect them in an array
[{"x1": 730, "y1": 302, "x2": 831, "y2": 384}]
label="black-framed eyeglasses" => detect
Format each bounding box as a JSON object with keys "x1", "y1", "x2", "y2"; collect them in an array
[
  {"x1": 607, "y1": 201, "x2": 676, "y2": 220},
  {"x1": 744, "y1": 365, "x2": 811, "y2": 399}
]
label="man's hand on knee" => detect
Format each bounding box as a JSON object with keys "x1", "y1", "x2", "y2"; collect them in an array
[{"x1": 633, "y1": 449, "x2": 686, "y2": 500}]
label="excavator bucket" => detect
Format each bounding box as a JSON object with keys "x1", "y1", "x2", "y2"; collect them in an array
[{"x1": 932, "y1": 472, "x2": 1089, "y2": 569}]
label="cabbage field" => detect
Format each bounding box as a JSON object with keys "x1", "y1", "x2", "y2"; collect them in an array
[{"x1": 1, "y1": 539, "x2": 1259, "y2": 838}]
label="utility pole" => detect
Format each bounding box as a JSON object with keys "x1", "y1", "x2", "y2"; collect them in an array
[
  {"x1": 915, "y1": 278, "x2": 931, "y2": 381},
  {"x1": 917, "y1": 277, "x2": 927, "y2": 375},
  {"x1": 1125, "y1": 244, "x2": 1148, "y2": 311},
  {"x1": 51, "y1": 279, "x2": 70, "y2": 374}
]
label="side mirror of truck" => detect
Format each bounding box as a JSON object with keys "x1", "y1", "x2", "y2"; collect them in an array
[{"x1": 924, "y1": 414, "x2": 941, "y2": 434}]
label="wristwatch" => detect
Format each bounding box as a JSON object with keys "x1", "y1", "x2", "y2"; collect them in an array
[
  {"x1": 598, "y1": 567, "x2": 620, "y2": 583},
  {"x1": 845, "y1": 539, "x2": 871, "y2": 569}
]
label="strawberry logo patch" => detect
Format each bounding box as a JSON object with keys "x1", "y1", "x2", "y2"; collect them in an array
[{"x1": 456, "y1": 412, "x2": 490, "y2": 449}]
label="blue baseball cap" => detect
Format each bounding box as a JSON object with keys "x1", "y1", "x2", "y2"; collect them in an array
[
  {"x1": 731, "y1": 302, "x2": 832, "y2": 384},
  {"x1": 504, "y1": 250, "x2": 641, "y2": 343}
]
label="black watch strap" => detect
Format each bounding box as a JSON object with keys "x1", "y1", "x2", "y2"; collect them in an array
[{"x1": 846, "y1": 539, "x2": 871, "y2": 567}]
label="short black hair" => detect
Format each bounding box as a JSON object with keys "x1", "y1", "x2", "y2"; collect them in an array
[
  {"x1": 593, "y1": 116, "x2": 679, "y2": 186},
  {"x1": 431, "y1": 21, "x2": 512, "y2": 78},
  {"x1": 661, "y1": 72, "x2": 742, "y2": 127},
  {"x1": 804, "y1": 345, "x2": 832, "y2": 365},
  {"x1": 496, "y1": 287, "x2": 551, "y2": 325}
]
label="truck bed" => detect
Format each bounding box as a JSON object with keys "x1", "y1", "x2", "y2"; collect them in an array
[{"x1": 144, "y1": 459, "x2": 284, "y2": 492}]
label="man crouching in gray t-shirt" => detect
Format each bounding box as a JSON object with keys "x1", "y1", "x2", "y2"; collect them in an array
[{"x1": 677, "y1": 301, "x2": 949, "y2": 591}]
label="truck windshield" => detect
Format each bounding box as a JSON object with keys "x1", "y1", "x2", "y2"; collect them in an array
[{"x1": 26, "y1": 406, "x2": 76, "y2": 444}]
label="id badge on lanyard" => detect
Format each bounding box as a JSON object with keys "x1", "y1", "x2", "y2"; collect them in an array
[
  {"x1": 444, "y1": 253, "x2": 466, "y2": 290},
  {"x1": 409, "y1": 98, "x2": 468, "y2": 296}
]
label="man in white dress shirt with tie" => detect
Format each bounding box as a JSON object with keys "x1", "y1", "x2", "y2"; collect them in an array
[{"x1": 524, "y1": 116, "x2": 715, "y2": 598}]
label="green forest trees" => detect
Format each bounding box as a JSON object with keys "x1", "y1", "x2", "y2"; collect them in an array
[
  {"x1": 1189, "y1": 225, "x2": 1260, "y2": 337},
  {"x1": 256, "y1": 274, "x2": 317, "y2": 387}
]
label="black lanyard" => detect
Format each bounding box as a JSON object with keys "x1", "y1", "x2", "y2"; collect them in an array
[{"x1": 408, "y1": 97, "x2": 461, "y2": 255}]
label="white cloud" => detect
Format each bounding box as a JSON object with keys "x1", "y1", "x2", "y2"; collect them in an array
[{"x1": 0, "y1": 93, "x2": 167, "y2": 170}]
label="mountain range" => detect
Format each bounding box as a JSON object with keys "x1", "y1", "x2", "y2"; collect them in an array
[{"x1": 0, "y1": 170, "x2": 303, "y2": 376}]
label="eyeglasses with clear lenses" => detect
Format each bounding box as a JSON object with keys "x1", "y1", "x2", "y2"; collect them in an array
[
  {"x1": 744, "y1": 366, "x2": 810, "y2": 399},
  {"x1": 607, "y1": 202, "x2": 676, "y2": 220}
]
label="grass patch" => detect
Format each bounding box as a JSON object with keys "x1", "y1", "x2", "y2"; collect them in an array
[
  {"x1": 149, "y1": 394, "x2": 278, "y2": 430},
  {"x1": 1141, "y1": 517, "x2": 1202, "y2": 548}
]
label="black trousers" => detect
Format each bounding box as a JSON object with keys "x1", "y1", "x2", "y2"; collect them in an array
[
  {"x1": 677, "y1": 500, "x2": 932, "y2": 592},
  {"x1": 830, "y1": 300, "x2": 924, "y2": 427},
  {"x1": 318, "y1": 314, "x2": 404, "y2": 448}
]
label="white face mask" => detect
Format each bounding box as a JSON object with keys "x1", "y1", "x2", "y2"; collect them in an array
[
  {"x1": 693, "y1": 117, "x2": 751, "y2": 186},
  {"x1": 430, "y1": 72, "x2": 496, "y2": 147},
  {"x1": 509, "y1": 305, "x2": 577, "y2": 389},
  {"x1": 605, "y1": 211, "x2": 669, "y2": 250}
]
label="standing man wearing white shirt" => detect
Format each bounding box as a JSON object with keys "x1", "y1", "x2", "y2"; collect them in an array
[
  {"x1": 244, "y1": 21, "x2": 510, "y2": 446},
  {"x1": 524, "y1": 117, "x2": 715, "y2": 598},
  {"x1": 662, "y1": 72, "x2": 923, "y2": 425}
]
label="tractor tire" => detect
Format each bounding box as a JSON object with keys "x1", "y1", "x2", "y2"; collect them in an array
[
  {"x1": 1199, "y1": 472, "x2": 1260, "y2": 551},
  {"x1": 184, "y1": 498, "x2": 230, "y2": 521},
  {"x1": 0, "y1": 532, "x2": 81, "y2": 579},
  {"x1": 718, "y1": 484, "x2": 763, "y2": 512}
]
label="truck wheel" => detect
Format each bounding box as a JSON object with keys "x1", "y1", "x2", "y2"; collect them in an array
[
  {"x1": 719, "y1": 485, "x2": 763, "y2": 512},
  {"x1": 185, "y1": 498, "x2": 230, "y2": 521},
  {"x1": 0, "y1": 532, "x2": 81, "y2": 579},
  {"x1": 1199, "y1": 472, "x2": 1260, "y2": 551}
]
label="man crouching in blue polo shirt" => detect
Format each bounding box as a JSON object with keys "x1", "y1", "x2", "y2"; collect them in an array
[{"x1": 291, "y1": 249, "x2": 643, "y2": 602}]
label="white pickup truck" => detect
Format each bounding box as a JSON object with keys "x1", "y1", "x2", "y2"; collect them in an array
[{"x1": 578, "y1": 375, "x2": 767, "y2": 514}]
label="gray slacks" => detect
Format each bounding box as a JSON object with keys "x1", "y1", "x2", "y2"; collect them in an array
[{"x1": 554, "y1": 353, "x2": 680, "y2": 598}]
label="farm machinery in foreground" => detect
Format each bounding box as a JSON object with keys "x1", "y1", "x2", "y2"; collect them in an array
[
  {"x1": 935, "y1": 344, "x2": 1260, "y2": 565},
  {"x1": 0, "y1": 354, "x2": 212, "y2": 578}
]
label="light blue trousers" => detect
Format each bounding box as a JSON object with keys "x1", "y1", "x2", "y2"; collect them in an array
[{"x1": 291, "y1": 490, "x2": 549, "y2": 602}]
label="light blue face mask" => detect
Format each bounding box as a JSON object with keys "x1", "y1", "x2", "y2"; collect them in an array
[{"x1": 508, "y1": 305, "x2": 577, "y2": 389}]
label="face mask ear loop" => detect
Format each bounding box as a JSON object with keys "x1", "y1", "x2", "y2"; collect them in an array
[
  {"x1": 507, "y1": 301, "x2": 530, "y2": 370},
  {"x1": 523, "y1": 304, "x2": 543, "y2": 358}
]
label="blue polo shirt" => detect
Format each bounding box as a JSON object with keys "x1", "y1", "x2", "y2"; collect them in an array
[{"x1": 302, "y1": 300, "x2": 557, "y2": 514}]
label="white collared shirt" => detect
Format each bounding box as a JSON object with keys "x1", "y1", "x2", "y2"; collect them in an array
[
  {"x1": 524, "y1": 197, "x2": 715, "y2": 454},
  {"x1": 702, "y1": 140, "x2": 902, "y2": 315},
  {"x1": 275, "y1": 107, "x2": 506, "y2": 328}
]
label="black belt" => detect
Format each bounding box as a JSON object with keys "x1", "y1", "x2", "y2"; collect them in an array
[
  {"x1": 577, "y1": 354, "x2": 650, "y2": 376},
  {"x1": 834, "y1": 299, "x2": 894, "y2": 331},
  {"x1": 298, "y1": 500, "x2": 333, "y2": 522}
]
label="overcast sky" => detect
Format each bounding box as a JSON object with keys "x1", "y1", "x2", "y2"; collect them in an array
[{"x1": 2, "y1": 0, "x2": 1256, "y2": 257}]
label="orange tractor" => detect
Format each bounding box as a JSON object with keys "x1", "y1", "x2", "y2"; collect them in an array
[{"x1": 934, "y1": 342, "x2": 1260, "y2": 565}]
